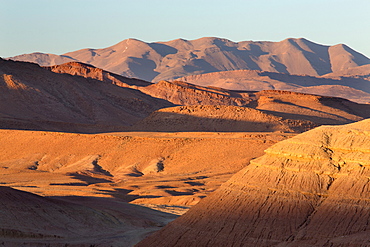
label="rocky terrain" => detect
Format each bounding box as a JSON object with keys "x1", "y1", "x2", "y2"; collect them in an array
[
  {"x1": 137, "y1": 118, "x2": 370, "y2": 247},
  {"x1": 9, "y1": 37, "x2": 370, "y2": 81},
  {"x1": 177, "y1": 69, "x2": 370, "y2": 104},
  {"x1": 44, "y1": 62, "x2": 370, "y2": 128},
  {"x1": 1, "y1": 54, "x2": 370, "y2": 246},
  {"x1": 0, "y1": 58, "x2": 171, "y2": 133},
  {"x1": 3, "y1": 59, "x2": 369, "y2": 135}
]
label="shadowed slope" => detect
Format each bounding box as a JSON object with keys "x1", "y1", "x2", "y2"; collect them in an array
[
  {"x1": 131, "y1": 105, "x2": 316, "y2": 133},
  {"x1": 137, "y1": 119, "x2": 370, "y2": 247},
  {"x1": 0, "y1": 59, "x2": 172, "y2": 133},
  {"x1": 9, "y1": 37, "x2": 370, "y2": 81},
  {"x1": 0, "y1": 186, "x2": 174, "y2": 246}
]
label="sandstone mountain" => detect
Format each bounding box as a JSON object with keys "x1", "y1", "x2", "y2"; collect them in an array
[
  {"x1": 0, "y1": 58, "x2": 171, "y2": 133},
  {"x1": 137, "y1": 118, "x2": 370, "y2": 247},
  {"x1": 43, "y1": 62, "x2": 370, "y2": 129},
  {"x1": 8, "y1": 37, "x2": 370, "y2": 81},
  {"x1": 177, "y1": 69, "x2": 370, "y2": 104}
]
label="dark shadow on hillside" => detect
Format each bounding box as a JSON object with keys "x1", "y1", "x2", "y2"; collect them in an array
[
  {"x1": 318, "y1": 97, "x2": 370, "y2": 118},
  {"x1": 68, "y1": 173, "x2": 112, "y2": 185},
  {"x1": 3, "y1": 101, "x2": 368, "y2": 134},
  {"x1": 127, "y1": 57, "x2": 160, "y2": 82},
  {"x1": 0, "y1": 117, "x2": 130, "y2": 134},
  {"x1": 97, "y1": 188, "x2": 162, "y2": 203},
  {"x1": 128, "y1": 111, "x2": 319, "y2": 133},
  {"x1": 47, "y1": 194, "x2": 178, "y2": 227},
  {"x1": 148, "y1": 43, "x2": 178, "y2": 57}
]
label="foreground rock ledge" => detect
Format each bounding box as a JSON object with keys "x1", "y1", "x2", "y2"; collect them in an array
[{"x1": 136, "y1": 119, "x2": 370, "y2": 247}]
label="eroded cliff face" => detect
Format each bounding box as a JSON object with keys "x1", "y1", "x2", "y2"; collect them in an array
[
  {"x1": 137, "y1": 119, "x2": 370, "y2": 247},
  {"x1": 46, "y1": 62, "x2": 152, "y2": 88}
]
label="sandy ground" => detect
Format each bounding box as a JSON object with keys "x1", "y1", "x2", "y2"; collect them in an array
[
  {"x1": 0, "y1": 129, "x2": 292, "y2": 246},
  {"x1": 0, "y1": 129, "x2": 292, "y2": 215}
]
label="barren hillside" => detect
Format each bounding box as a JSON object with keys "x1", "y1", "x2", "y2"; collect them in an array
[
  {"x1": 137, "y1": 119, "x2": 370, "y2": 247},
  {"x1": 42, "y1": 62, "x2": 370, "y2": 128},
  {"x1": 0, "y1": 59, "x2": 171, "y2": 133}
]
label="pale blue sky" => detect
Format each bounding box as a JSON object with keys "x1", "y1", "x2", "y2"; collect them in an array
[{"x1": 1, "y1": 0, "x2": 370, "y2": 57}]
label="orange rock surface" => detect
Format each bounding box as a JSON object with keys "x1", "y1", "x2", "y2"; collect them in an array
[{"x1": 137, "y1": 119, "x2": 370, "y2": 247}]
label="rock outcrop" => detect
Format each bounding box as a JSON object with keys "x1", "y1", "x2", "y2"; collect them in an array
[
  {"x1": 46, "y1": 61, "x2": 151, "y2": 88},
  {"x1": 137, "y1": 119, "x2": 370, "y2": 247}
]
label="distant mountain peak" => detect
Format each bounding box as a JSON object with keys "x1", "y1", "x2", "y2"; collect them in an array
[{"x1": 8, "y1": 37, "x2": 370, "y2": 82}]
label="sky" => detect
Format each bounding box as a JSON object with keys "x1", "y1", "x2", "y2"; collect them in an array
[{"x1": 1, "y1": 0, "x2": 370, "y2": 58}]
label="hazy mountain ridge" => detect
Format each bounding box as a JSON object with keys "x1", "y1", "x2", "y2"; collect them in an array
[{"x1": 8, "y1": 37, "x2": 370, "y2": 82}]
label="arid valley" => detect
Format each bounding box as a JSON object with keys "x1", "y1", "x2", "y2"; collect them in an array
[{"x1": 1, "y1": 35, "x2": 370, "y2": 247}]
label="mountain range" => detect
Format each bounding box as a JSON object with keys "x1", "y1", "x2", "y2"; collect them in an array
[
  {"x1": 2, "y1": 59, "x2": 369, "y2": 133},
  {"x1": 2, "y1": 37, "x2": 370, "y2": 246},
  {"x1": 8, "y1": 37, "x2": 370, "y2": 82}
]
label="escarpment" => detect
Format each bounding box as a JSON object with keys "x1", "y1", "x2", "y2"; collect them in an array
[{"x1": 136, "y1": 119, "x2": 370, "y2": 247}]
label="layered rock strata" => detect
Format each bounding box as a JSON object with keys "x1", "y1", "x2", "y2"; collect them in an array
[{"x1": 137, "y1": 119, "x2": 370, "y2": 247}]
